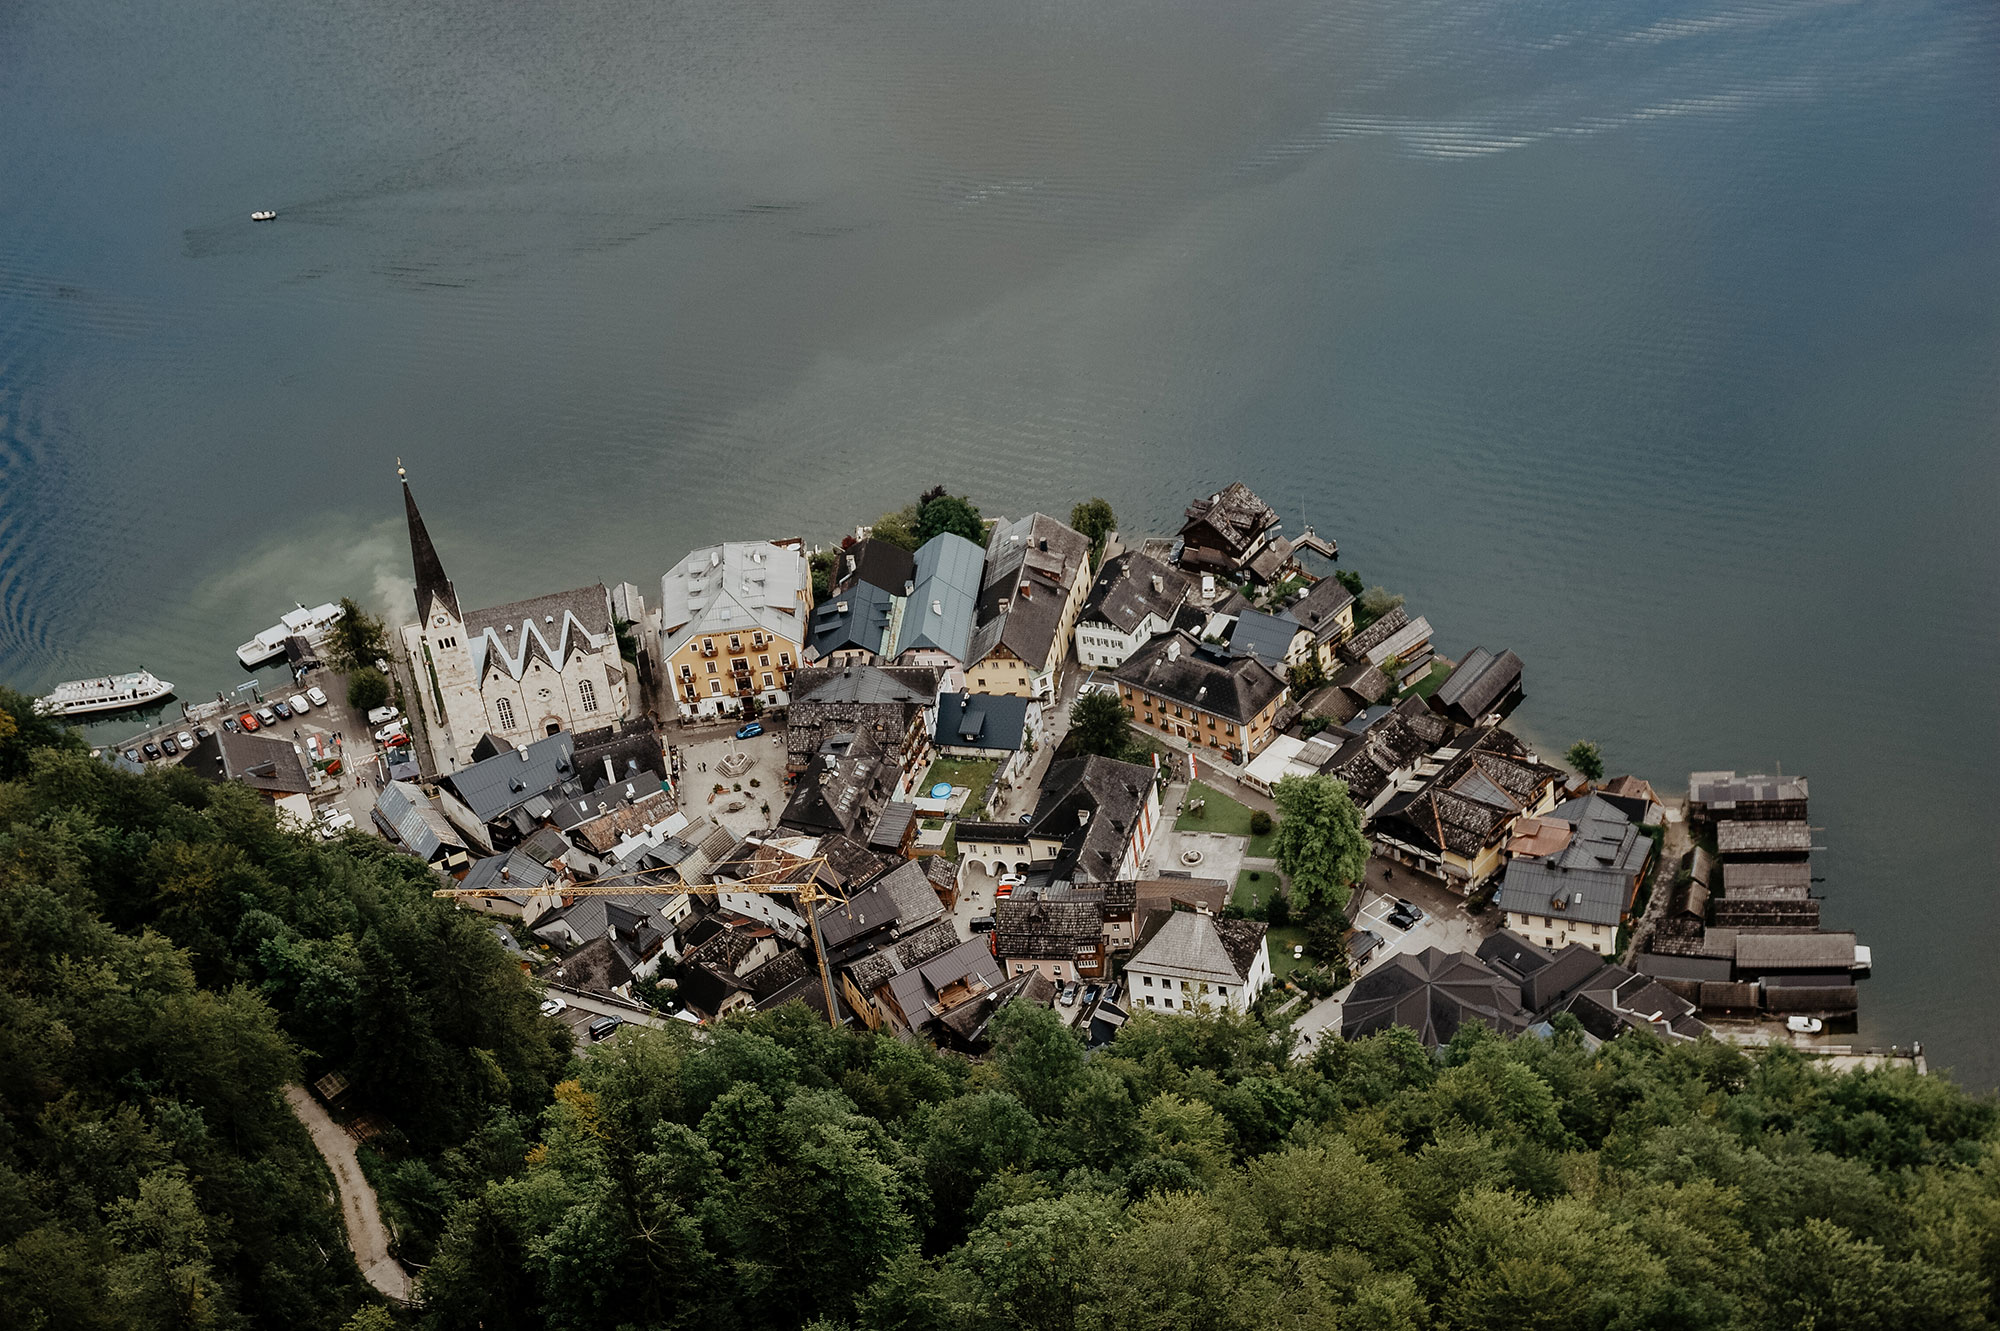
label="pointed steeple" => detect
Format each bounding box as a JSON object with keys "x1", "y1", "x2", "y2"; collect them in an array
[{"x1": 401, "y1": 461, "x2": 460, "y2": 622}]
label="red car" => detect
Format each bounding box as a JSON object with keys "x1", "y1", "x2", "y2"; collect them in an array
[{"x1": 238, "y1": 711, "x2": 261, "y2": 731}]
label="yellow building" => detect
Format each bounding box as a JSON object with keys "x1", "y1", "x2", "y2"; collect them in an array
[
  {"x1": 1111, "y1": 632, "x2": 1288, "y2": 765},
  {"x1": 967, "y1": 513, "x2": 1094, "y2": 698},
  {"x1": 658, "y1": 539, "x2": 812, "y2": 718}
]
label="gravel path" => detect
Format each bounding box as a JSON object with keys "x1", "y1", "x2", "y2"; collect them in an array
[{"x1": 284, "y1": 1086, "x2": 411, "y2": 1303}]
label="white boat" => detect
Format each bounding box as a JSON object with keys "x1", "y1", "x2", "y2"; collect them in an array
[
  {"x1": 251, "y1": 210, "x2": 276, "y2": 221},
  {"x1": 34, "y1": 670, "x2": 175, "y2": 717},
  {"x1": 237, "y1": 601, "x2": 345, "y2": 669}
]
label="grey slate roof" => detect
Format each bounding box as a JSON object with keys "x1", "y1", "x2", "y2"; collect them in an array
[
  {"x1": 975, "y1": 514, "x2": 1091, "y2": 670},
  {"x1": 441, "y1": 731, "x2": 579, "y2": 823},
  {"x1": 1178, "y1": 483, "x2": 1280, "y2": 561},
  {"x1": 815, "y1": 859, "x2": 946, "y2": 952},
  {"x1": 1431, "y1": 647, "x2": 1524, "y2": 722},
  {"x1": 461, "y1": 849, "x2": 558, "y2": 899},
  {"x1": 882, "y1": 936, "x2": 1006, "y2": 1030},
  {"x1": 893, "y1": 533, "x2": 984, "y2": 662},
  {"x1": 1029, "y1": 754, "x2": 1157, "y2": 884},
  {"x1": 1689, "y1": 771, "x2": 1810, "y2": 806},
  {"x1": 1496, "y1": 859, "x2": 1635, "y2": 929},
  {"x1": 934, "y1": 692, "x2": 1032, "y2": 751},
  {"x1": 462, "y1": 585, "x2": 614, "y2": 683},
  {"x1": 1112, "y1": 631, "x2": 1286, "y2": 725},
  {"x1": 1228, "y1": 609, "x2": 1306, "y2": 664},
  {"x1": 791, "y1": 662, "x2": 939, "y2": 708},
  {"x1": 1341, "y1": 947, "x2": 1533, "y2": 1047},
  {"x1": 994, "y1": 898, "x2": 1105, "y2": 960},
  {"x1": 1082, "y1": 551, "x2": 1190, "y2": 633},
  {"x1": 374, "y1": 780, "x2": 461, "y2": 860},
  {"x1": 844, "y1": 917, "x2": 965, "y2": 992},
  {"x1": 810, "y1": 579, "x2": 900, "y2": 660},
  {"x1": 1129, "y1": 910, "x2": 1266, "y2": 985},
  {"x1": 180, "y1": 730, "x2": 312, "y2": 797},
  {"x1": 842, "y1": 538, "x2": 917, "y2": 596},
  {"x1": 1288, "y1": 577, "x2": 1355, "y2": 644},
  {"x1": 1734, "y1": 931, "x2": 1858, "y2": 970}
]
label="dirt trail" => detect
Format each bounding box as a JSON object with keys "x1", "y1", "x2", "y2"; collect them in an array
[{"x1": 284, "y1": 1085, "x2": 412, "y2": 1303}]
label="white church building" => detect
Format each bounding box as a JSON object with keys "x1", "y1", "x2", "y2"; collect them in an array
[{"x1": 398, "y1": 474, "x2": 633, "y2": 772}]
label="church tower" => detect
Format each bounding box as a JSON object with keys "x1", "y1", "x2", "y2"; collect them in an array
[{"x1": 401, "y1": 466, "x2": 484, "y2": 770}]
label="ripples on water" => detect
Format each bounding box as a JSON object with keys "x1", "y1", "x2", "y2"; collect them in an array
[{"x1": 0, "y1": 0, "x2": 1994, "y2": 1079}]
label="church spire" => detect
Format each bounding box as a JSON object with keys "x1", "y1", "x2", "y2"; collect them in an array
[{"x1": 400, "y1": 460, "x2": 460, "y2": 622}]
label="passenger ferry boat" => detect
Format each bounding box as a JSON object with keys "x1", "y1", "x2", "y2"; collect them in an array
[
  {"x1": 34, "y1": 670, "x2": 175, "y2": 717},
  {"x1": 237, "y1": 601, "x2": 344, "y2": 669}
]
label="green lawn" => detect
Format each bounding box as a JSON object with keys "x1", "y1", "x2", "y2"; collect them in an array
[
  {"x1": 922, "y1": 757, "x2": 998, "y2": 818},
  {"x1": 1232, "y1": 867, "x2": 1283, "y2": 914},
  {"x1": 1266, "y1": 926, "x2": 1310, "y2": 980},
  {"x1": 1409, "y1": 659, "x2": 1454, "y2": 699},
  {"x1": 1177, "y1": 781, "x2": 1281, "y2": 856}
]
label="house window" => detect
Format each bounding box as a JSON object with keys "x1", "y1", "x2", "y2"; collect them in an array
[
  {"x1": 702, "y1": 638, "x2": 714, "y2": 654},
  {"x1": 579, "y1": 680, "x2": 598, "y2": 713},
  {"x1": 779, "y1": 652, "x2": 791, "y2": 667},
  {"x1": 1146, "y1": 995, "x2": 1155, "y2": 1006},
  {"x1": 710, "y1": 680, "x2": 723, "y2": 695},
  {"x1": 1143, "y1": 975, "x2": 1153, "y2": 986},
  {"x1": 762, "y1": 673, "x2": 773, "y2": 687},
  {"x1": 1163, "y1": 997, "x2": 1174, "y2": 1009},
  {"x1": 679, "y1": 664, "x2": 692, "y2": 679},
  {"x1": 759, "y1": 654, "x2": 770, "y2": 667},
  {"x1": 1218, "y1": 986, "x2": 1228, "y2": 997},
  {"x1": 706, "y1": 661, "x2": 717, "y2": 674},
  {"x1": 495, "y1": 698, "x2": 515, "y2": 728},
  {"x1": 729, "y1": 636, "x2": 741, "y2": 652}
]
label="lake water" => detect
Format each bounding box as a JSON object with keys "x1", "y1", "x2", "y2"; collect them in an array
[{"x1": 3, "y1": 0, "x2": 1995, "y2": 1083}]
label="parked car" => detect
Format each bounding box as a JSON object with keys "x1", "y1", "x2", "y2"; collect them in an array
[
  {"x1": 366, "y1": 705, "x2": 401, "y2": 726},
  {"x1": 256, "y1": 707, "x2": 279, "y2": 728},
  {"x1": 374, "y1": 723, "x2": 406, "y2": 743},
  {"x1": 994, "y1": 883, "x2": 1014, "y2": 900},
  {"x1": 588, "y1": 1016, "x2": 621, "y2": 1042},
  {"x1": 270, "y1": 699, "x2": 293, "y2": 720},
  {"x1": 306, "y1": 735, "x2": 325, "y2": 762},
  {"x1": 194, "y1": 726, "x2": 213, "y2": 740},
  {"x1": 315, "y1": 809, "x2": 355, "y2": 840},
  {"x1": 382, "y1": 733, "x2": 411, "y2": 750},
  {"x1": 237, "y1": 712, "x2": 259, "y2": 731},
  {"x1": 1786, "y1": 1016, "x2": 1824, "y2": 1035},
  {"x1": 306, "y1": 686, "x2": 329, "y2": 707},
  {"x1": 1385, "y1": 910, "x2": 1414, "y2": 931},
  {"x1": 142, "y1": 742, "x2": 161, "y2": 760},
  {"x1": 159, "y1": 735, "x2": 179, "y2": 756},
  {"x1": 735, "y1": 721, "x2": 764, "y2": 739},
  {"x1": 540, "y1": 996, "x2": 569, "y2": 1017},
  {"x1": 1059, "y1": 983, "x2": 1080, "y2": 1007},
  {"x1": 123, "y1": 748, "x2": 140, "y2": 763},
  {"x1": 1082, "y1": 985, "x2": 1100, "y2": 1007},
  {"x1": 969, "y1": 916, "x2": 997, "y2": 934},
  {"x1": 1394, "y1": 898, "x2": 1427, "y2": 924},
  {"x1": 177, "y1": 731, "x2": 195, "y2": 750},
  {"x1": 1103, "y1": 980, "x2": 1121, "y2": 1003},
  {"x1": 288, "y1": 694, "x2": 311, "y2": 715}
]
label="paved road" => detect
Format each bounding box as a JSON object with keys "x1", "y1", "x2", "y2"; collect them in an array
[{"x1": 284, "y1": 1086, "x2": 411, "y2": 1303}]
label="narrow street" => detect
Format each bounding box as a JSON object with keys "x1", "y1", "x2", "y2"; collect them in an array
[{"x1": 284, "y1": 1086, "x2": 411, "y2": 1304}]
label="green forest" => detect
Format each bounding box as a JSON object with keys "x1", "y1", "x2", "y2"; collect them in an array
[{"x1": 4, "y1": 689, "x2": 2000, "y2": 1331}]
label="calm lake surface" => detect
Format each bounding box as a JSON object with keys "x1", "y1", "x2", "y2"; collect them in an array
[{"x1": 2, "y1": 0, "x2": 1995, "y2": 1082}]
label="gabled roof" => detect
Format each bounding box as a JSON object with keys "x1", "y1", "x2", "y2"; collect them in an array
[
  {"x1": 883, "y1": 937, "x2": 1006, "y2": 1030},
  {"x1": 1288, "y1": 577, "x2": 1355, "y2": 643},
  {"x1": 1717, "y1": 821, "x2": 1813, "y2": 855},
  {"x1": 374, "y1": 780, "x2": 464, "y2": 859},
  {"x1": 1689, "y1": 771, "x2": 1809, "y2": 806},
  {"x1": 1431, "y1": 647, "x2": 1523, "y2": 722},
  {"x1": 463, "y1": 586, "x2": 614, "y2": 683},
  {"x1": 181, "y1": 730, "x2": 312, "y2": 797},
  {"x1": 440, "y1": 732, "x2": 579, "y2": 823},
  {"x1": 844, "y1": 917, "x2": 965, "y2": 992},
  {"x1": 659, "y1": 540, "x2": 810, "y2": 658},
  {"x1": 1112, "y1": 631, "x2": 1286, "y2": 725},
  {"x1": 934, "y1": 692, "x2": 1033, "y2": 751},
  {"x1": 841, "y1": 538, "x2": 917, "y2": 597},
  {"x1": 1179, "y1": 483, "x2": 1280, "y2": 557},
  {"x1": 810, "y1": 578, "x2": 901, "y2": 660},
  {"x1": 1128, "y1": 910, "x2": 1266, "y2": 985},
  {"x1": 1082, "y1": 551, "x2": 1190, "y2": 633},
  {"x1": 792, "y1": 662, "x2": 939, "y2": 708},
  {"x1": 461, "y1": 849, "x2": 558, "y2": 898},
  {"x1": 1028, "y1": 754, "x2": 1157, "y2": 883},
  {"x1": 994, "y1": 898, "x2": 1105, "y2": 960},
  {"x1": 892, "y1": 533, "x2": 984, "y2": 662},
  {"x1": 815, "y1": 859, "x2": 946, "y2": 953},
  {"x1": 1228, "y1": 609, "x2": 1307, "y2": 664}
]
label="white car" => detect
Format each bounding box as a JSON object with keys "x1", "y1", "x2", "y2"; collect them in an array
[
  {"x1": 367, "y1": 705, "x2": 401, "y2": 726},
  {"x1": 289, "y1": 693, "x2": 311, "y2": 714},
  {"x1": 539, "y1": 996, "x2": 569, "y2": 1017},
  {"x1": 315, "y1": 809, "x2": 355, "y2": 840},
  {"x1": 1785, "y1": 1016, "x2": 1824, "y2": 1035},
  {"x1": 176, "y1": 731, "x2": 195, "y2": 750},
  {"x1": 997, "y1": 873, "x2": 1027, "y2": 889},
  {"x1": 374, "y1": 723, "x2": 407, "y2": 744},
  {"x1": 306, "y1": 686, "x2": 329, "y2": 707}
]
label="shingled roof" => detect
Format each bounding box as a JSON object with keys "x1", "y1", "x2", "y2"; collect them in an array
[
  {"x1": 1027, "y1": 754, "x2": 1157, "y2": 884},
  {"x1": 1082, "y1": 551, "x2": 1190, "y2": 633},
  {"x1": 1341, "y1": 947, "x2": 1533, "y2": 1047},
  {"x1": 1431, "y1": 647, "x2": 1524, "y2": 724},
  {"x1": 1287, "y1": 576, "x2": 1356, "y2": 644},
  {"x1": 1112, "y1": 631, "x2": 1286, "y2": 725},
  {"x1": 1179, "y1": 483, "x2": 1280, "y2": 560},
  {"x1": 994, "y1": 898, "x2": 1105, "y2": 961}
]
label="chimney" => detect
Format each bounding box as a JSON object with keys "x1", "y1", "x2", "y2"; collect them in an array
[{"x1": 604, "y1": 757, "x2": 617, "y2": 784}]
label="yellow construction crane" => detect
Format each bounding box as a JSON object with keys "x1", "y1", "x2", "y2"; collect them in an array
[{"x1": 434, "y1": 853, "x2": 847, "y2": 1027}]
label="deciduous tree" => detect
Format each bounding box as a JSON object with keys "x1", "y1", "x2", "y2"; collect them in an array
[{"x1": 1272, "y1": 774, "x2": 1369, "y2": 913}]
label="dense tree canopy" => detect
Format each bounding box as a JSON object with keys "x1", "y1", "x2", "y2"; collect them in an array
[
  {"x1": 1272, "y1": 773, "x2": 1370, "y2": 912},
  {"x1": 914, "y1": 495, "x2": 985, "y2": 546},
  {"x1": 1068, "y1": 499, "x2": 1115, "y2": 563},
  {"x1": 1066, "y1": 691, "x2": 1135, "y2": 762}
]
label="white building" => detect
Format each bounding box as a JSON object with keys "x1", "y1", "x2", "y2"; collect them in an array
[
  {"x1": 1074, "y1": 551, "x2": 1190, "y2": 670},
  {"x1": 658, "y1": 539, "x2": 813, "y2": 719},
  {"x1": 400, "y1": 476, "x2": 632, "y2": 772},
  {"x1": 1124, "y1": 910, "x2": 1271, "y2": 1014}
]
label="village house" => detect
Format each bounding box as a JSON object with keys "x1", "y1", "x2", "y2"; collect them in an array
[
  {"x1": 1074, "y1": 550, "x2": 1191, "y2": 670},
  {"x1": 658, "y1": 538, "x2": 812, "y2": 719},
  {"x1": 1124, "y1": 909, "x2": 1271, "y2": 1014},
  {"x1": 399, "y1": 477, "x2": 633, "y2": 771},
  {"x1": 1493, "y1": 793, "x2": 1654, "y2": 955},
  {"x1": 371, "y1": 779, "x2": 474, "y2": 873},
  {"x1": 784, "y1": 662, "x2": 939, "y2": 787},
  {"x1": 886, "y1": 532, "x2": 984, "y2": 687},
  {"x1": 808, "y1": 538, "x2": 918, "y2": 665},
  {"x1": 1315, "y1": 695, "x2": 1460, "y2": 811},
  {"x1": 1225, "y1": 608, "x2": 1315, "y2": 670},
  {"x1": 453, "y1": 849, "x2": 567, "y2": 923},
  {"x1": 1176, "y1": 483, "x2": 1287, "y2": 581},
  {"x1": 994, "y1": 896, "x2": 1109, "y2": 985},
  {"x1": 967, "y1": 513, "x2": 1094, "y2": 699},
  {"x1": 177, "y1": 729, "x2": 315, "y2": 828},
  {"x1": 1429, "y1": 647, "x2": 1525, "y2": 727},
  {"x1": 1369, "y1": 727, "x2": 1567, "y2": 890},
  {"x1": 778, "y1": 723, "x2": 908, "y2": 840},
  {"x1": 952, "y1": 754, "x2": 1160, "y2": 884},
  {"x1": 1688, "y1": 771, "x2": 1811, "y2": 833},
  {"x1": 837, "y1": 917, "x2": 963, "y2": 1030},
  {"x1": 433, "y1": 731, "x2": 582, "y2": 854},
  {"x1": 1284, "y1": 576, "x2": 1357, "y2": 667},
  {"x1": 1112, "y1": 631, "x2": 1288, "y2": 763},
  {"x1": 931, "y1": 691, "x2": 1043, "y2": 786}
]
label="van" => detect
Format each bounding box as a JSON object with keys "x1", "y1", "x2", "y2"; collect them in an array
[{"x1": 587, "y1": 1016, "x2": 621, "y2": 1042}]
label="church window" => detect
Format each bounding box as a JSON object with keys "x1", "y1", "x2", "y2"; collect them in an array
[
  {"x1": 495, "y1": 698, "x2": 515, "y2": 729},
  {"x1": 579, "y1": 680, "x2": 598, "y2": 713}
]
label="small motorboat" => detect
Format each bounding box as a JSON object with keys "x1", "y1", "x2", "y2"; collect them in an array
[{"x1": 250, "y1": 210, "x2": 277, "y2": 221}]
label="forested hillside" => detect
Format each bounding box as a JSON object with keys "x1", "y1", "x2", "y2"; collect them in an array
[{"x1": 3, "y1": 690, "x2": 1999, "y2": 1331}]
